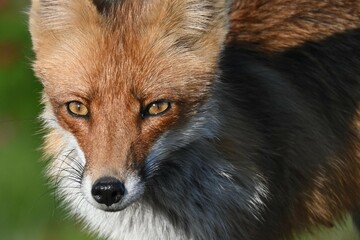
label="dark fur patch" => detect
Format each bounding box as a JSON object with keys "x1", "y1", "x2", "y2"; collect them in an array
[{"x1": 92, "y1": 0, "x2": 120, "y2": 14}]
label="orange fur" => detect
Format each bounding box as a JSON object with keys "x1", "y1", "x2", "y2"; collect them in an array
[{"x1": 228, "y1": 0, "x2": 360, "y2": 52}]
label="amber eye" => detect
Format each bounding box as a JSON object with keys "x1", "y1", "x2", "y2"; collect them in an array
[
  {"x1": 142, "y1": 100, "x2": 171, "y2": 117},
  {"x1": 66, "y1": 101, "x2": 89, "y2": 118}
]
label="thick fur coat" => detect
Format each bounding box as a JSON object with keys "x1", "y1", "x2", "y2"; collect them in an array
[{"x1": 30, "y1": 0, "x2": 360, "y2": 239}]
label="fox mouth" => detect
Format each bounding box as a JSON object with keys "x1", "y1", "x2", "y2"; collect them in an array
[
  {"x1": 95, "y1": 203, "x2": 128, "y2": 212},
  {"x1": 82, "y1": 175, "x2": 145, "y2": 212}
]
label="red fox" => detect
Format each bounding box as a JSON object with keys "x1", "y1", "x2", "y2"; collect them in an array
[{"x1": 30, "y1": 0, "x2": 360, "y2": 239}]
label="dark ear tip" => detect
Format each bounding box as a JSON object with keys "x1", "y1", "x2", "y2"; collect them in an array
[{"x1": 92, "y1": 0, "x2": 118, "y2": 14}]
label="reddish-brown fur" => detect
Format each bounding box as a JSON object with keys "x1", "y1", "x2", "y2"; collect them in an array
[{"x1": 228, "y1": 0, "x2": 360, "y2": 52}]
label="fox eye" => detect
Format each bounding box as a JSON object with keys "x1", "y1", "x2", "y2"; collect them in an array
[
  {"x1": 67, "y1": 101, "x2": 89, "y2": 118},
  {"x1": 142, "y1": 100, "x2": 171, "y2": 117}
]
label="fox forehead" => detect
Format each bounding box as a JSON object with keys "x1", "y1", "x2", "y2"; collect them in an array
[
  {"x1": 36, "y1": 40, "x2": 209, "y2": 108},
  {"x1": 34, "y1": 21, "x2": 218, "y2": 103},
  {"x1": 36, "y1": 41, "x2": 191, "y2": 101}
]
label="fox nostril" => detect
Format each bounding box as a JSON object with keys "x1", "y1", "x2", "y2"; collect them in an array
[{"x1": 91, "y1": 177, "x2": 125, "y2": 207}]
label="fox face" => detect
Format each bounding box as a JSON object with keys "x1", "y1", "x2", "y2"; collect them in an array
[{"x1": 31, "y1": 0, "x2": 230, "y2": 217}]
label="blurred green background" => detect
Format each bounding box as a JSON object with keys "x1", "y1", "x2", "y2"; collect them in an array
[
  {"x1": 0, "y1": 0, "x2": 90, "y2": 239},
  {"x1": 0, "y1": 1, "x2": 359, "y2": 240}
]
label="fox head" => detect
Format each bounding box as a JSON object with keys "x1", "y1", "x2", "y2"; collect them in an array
[{"x1": 30, "y1": 0, "x2": 231, "y2": 214}]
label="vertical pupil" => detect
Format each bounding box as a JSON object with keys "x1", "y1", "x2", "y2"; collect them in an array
[
  {"x1": 153, "y1": 103, "x2": 164, "y2": 112},
  {"x1": 68, "y1": 102, "x2": 88, "y2": 117}
]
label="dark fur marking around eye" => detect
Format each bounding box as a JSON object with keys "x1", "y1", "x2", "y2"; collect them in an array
[{"x1": 92, "y1": 0, "x2": 121, "y2": 14}]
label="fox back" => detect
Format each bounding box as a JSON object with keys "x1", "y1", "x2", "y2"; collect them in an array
[{"x1": 30, "y1": 0, "x2": 360, "y2": 239}]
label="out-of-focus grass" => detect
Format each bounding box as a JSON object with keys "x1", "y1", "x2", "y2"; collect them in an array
[
  {"x1": 296, "y1": 216, "x2": 359, "y2": 240},
  {"x1": 0, "y1": 1, "x2": 91, "y2": 239},
  {"x1": 0, "y1": 1, "x2": 359, "y2": 240}
]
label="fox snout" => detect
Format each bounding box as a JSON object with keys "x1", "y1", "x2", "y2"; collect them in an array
[{"x1": 83, "y1": 170, "x2": 145, "y2": 211}]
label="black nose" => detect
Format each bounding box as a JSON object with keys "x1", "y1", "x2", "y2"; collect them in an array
[{"x1": 91, "y1": 177, "x2": 125, "y2": 207}]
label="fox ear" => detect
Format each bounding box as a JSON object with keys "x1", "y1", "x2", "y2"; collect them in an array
[
  {"x1": 165, "y1": 0, "x2": 232, "y2": 57},
  {"x1": 179, "y1": 0, "x2": 231, "y2": 37},
  {"x1": 29, "y1": 0, "x2": 99, "y2": 51}
]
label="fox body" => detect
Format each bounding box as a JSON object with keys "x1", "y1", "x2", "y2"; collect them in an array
[{"x1": 30, "y1": 0, "x2": 360, "y2": 239}]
